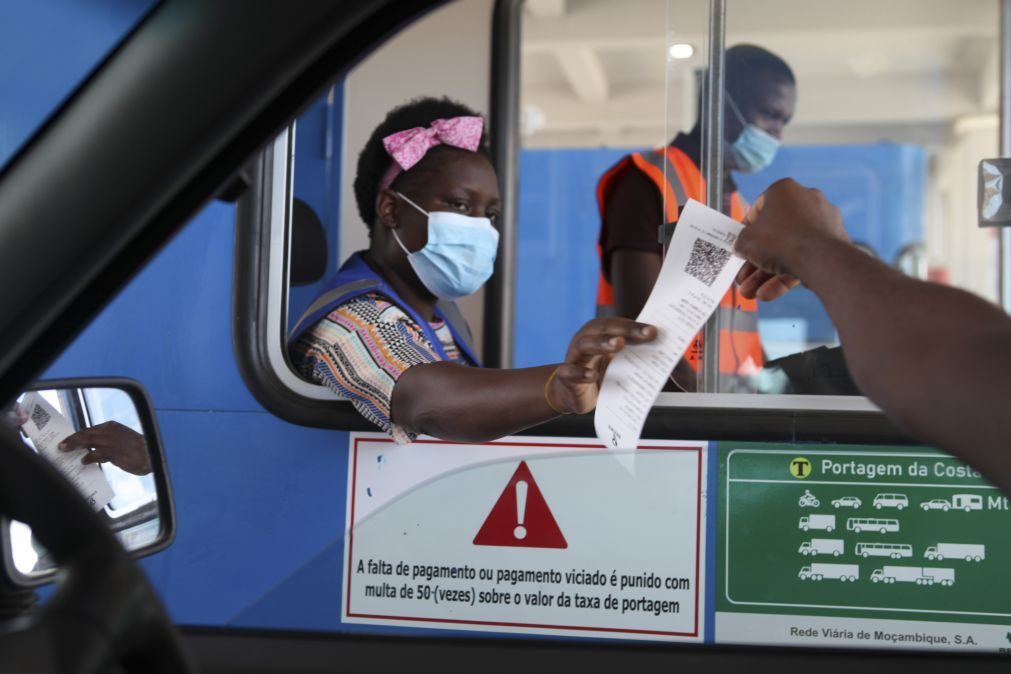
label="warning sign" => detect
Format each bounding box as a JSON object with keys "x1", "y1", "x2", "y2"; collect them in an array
[
  {"x1": 343, "y1": 434, "x2": 706, "y2": 641},
  {"x1": 473, "y1": 461, "x2": 567, "y2": 549}
]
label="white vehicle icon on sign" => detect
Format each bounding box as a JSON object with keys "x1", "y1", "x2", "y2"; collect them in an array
[
  {"x1": 920, "y1": 499, "x2": 950, "y2": 511},
  {"x1": 799, "y1": 490, "x2": 820, "y2": 508},
  {"x1": 873, "y1": 493, "x2": 908, "y2": 510}
]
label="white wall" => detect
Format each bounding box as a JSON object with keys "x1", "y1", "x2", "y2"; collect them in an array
[
  {"x1": 929, "y1": 115, "x2": 1000, "y2": 302},
  {"x1": 520, "y1": 0, "x2": 998, "y2": 149},
  {"x1": 338, "y1": 0, "x2": 494, "y2": 358}
]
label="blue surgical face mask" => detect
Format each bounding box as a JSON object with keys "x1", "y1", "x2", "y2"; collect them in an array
[
  {"x1": 392, "y1": 191, "x2": 500, "y2": 300},
  {"x1": 726, "y1": 93, "x2": 779, "y2": 173}
]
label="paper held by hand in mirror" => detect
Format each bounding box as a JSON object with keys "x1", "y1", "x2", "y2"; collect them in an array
[
  {"x1": 594, "y1": 199, "x2": 746, "y2": 465},
  {"x1": 19, "y1": 392, "x2": 114, "y2": 511}
]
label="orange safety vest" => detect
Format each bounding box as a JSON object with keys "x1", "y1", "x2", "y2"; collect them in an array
[{"x1": 595, "y1": 146, "x2": 763, "y2": 376}]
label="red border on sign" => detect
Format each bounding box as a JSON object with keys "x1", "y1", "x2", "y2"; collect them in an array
[{"x1": 345, "y1": 437, "x2": 703, "y2": 638}]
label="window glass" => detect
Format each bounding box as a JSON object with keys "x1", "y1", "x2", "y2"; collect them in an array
[
  {"x1": 282, "y1": 0, "x2": 495, "y2": 393},
  {"x1": 14, "y1": 0, "x2": 1008, "y2": 657},
  {"x1": 520, "y1": 0, "x2": 999, "y2": 396},
  {"x1": 0, "y1": 0, "x2": 156, "y2": 170},
  {"x1": 516, "y1": 0, "x2": 708, "y2": 372},
  {"x1": 715, "y1": 0, "x2": 998, "y2": 393},
  {"x1": 286, "y1": 85, "x2": 345, "y2": 336}
]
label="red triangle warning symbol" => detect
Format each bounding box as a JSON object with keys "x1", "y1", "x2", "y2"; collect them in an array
[{"x1": 473, "y1": 461, "x2": 567, "y2": 549}]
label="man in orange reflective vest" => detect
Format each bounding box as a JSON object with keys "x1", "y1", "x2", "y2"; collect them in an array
[{"x1": 596, "y1": 44, "x2": 797, "y2": 391}]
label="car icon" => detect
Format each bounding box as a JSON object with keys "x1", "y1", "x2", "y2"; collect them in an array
[
  {"x1": 920, "y1": 499, "x2": 951, "y2": 511},
  {"x1": 832, "y1": 496, "x2": 862, "y2": 509}
]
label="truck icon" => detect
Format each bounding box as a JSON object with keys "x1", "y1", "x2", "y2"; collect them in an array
[
  {"x1": 951, "y1": 494, "x2": 983, "y2": 512},
  {"x1": 798, "y1": 563, "x2": 859, "y2": 582},
  {"x1": 799, "y1": 514, "x2": 836, "y2": 532},
  {"x1": 870, "y1": 566, "x2": 955, "y2": 586},
  {"x1": 798, "y1": 539, "x2": 844, "y2": 557},
  {"x1": 924, "y1": 543, "x2": 985, "y2": 562}
]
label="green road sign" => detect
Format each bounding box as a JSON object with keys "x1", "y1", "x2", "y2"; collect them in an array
[{"x1": 717, "y1": 443, "x2": 1011, "y2": 624}]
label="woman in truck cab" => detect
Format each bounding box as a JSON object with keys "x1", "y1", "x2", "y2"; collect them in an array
[{"x1": 289, "y1": 96, "x2": 656, "y2": 444}]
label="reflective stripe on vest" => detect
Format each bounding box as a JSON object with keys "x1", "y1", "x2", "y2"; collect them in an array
[
  {"x1": 595, "y1": 146, "x2": 763, "y2": 375},
  {"x1": 632, "y1": 150, "x2": 688, "y2": 246}
]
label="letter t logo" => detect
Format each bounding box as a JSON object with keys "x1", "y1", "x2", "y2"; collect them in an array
[{"x1": 790, "y1": 457, "x2": 812, "y2": 479}]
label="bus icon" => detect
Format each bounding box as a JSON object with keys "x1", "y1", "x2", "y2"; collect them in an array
[
  {"x1": 847, "y1": 517, "x2": 899, "y2": 534},
  {"x1": 856, "y1": 542, "x2": 912, "y2": 559}
]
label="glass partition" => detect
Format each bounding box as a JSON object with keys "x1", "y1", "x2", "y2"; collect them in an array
[
  {"x1": 516, "y1": 0, "x2": 999, "y2": 400},
  {"x1": 712, "y1": 0, "x2": 999, "y2": 394},
  {"x1": 516, "y1": 0, "x2": 708, "y2": 375}
]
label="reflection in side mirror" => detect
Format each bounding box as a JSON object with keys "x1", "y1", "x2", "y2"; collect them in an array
[
  {"x1": 894, "y1": 242, "x2": 927, "y2": 280},
  {"x1": 2, "y1": 379, "x2": 174, "y2": 585}
]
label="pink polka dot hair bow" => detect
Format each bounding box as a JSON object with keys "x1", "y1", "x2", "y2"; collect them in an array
[{"x1": 378, "y1": 116, "x2": 484, "y2": 190}]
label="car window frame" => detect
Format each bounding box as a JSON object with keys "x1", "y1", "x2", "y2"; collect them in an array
[{"x1": 1, "y1": 0, "x2": 995, "y2": 668}]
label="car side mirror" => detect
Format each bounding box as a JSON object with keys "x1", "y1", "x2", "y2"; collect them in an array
[{"x1": 0, "y1": 378, "x2": 175, "y2": 587}]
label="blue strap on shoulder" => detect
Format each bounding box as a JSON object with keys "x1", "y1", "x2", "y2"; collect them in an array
[{"x1": 288, "y1": 252, "x2": 480, "y2": 366}]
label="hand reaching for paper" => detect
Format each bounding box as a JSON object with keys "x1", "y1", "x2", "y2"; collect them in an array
[
  {"x1": 59, "y1": 421, "x2": 152, "y2": 476},
  {"x1": 1, "y1": 402, "x2": 28, "y2": 431},
  {"x1": 734, "y1": 178, "x2": 848, "y2": 300}
]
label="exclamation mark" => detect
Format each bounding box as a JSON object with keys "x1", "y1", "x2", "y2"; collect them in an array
[{"x1": 513, "y1": 480, "x2": 528, "y2": 540}]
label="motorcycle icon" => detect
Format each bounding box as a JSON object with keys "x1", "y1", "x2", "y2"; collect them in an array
[{"x1": 798, "y1": 490, "x2": 820, "y2": 508}]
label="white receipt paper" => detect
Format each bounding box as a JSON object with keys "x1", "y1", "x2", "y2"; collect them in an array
[
  {"x1": 19, "y1": 392, "x2": 114, "y2": 511},
  {"x1": 594, "y1": 199, "x2": 746, "y2": 456}
]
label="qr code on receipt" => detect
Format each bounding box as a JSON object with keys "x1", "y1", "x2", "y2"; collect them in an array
[
  {"x1": 684, "y1": 238, "x2": 731, "y2": 287},
  {"x1": 30, "y1": 403, "x2": 51, "y2": 431}
]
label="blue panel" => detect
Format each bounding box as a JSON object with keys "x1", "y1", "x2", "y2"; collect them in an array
[
  {"x1": 288, "y1": 84, "x2": 345, "y2": 333},
  {"x1": 142, "y1": 411, "x2": 349, "y2": 625},
  {"x1": 515, "y1": 144, "x2": 927, "y2": 353},
  {"x1": 704, "y1": 441, "x2": 718, "y2": 643},
  {"x1": 513, "y1": 148, "x2": 629, "y2": 368},
  {"x1": 229, "y1": 540, "x2": 347, "y2": 630},
  {"x1": 36, "y1": 195, "x2": 359, "y2": 626},
  {"x1": 735, "y1": 143, "x2": 927, "y2": 343},
  {"x1": 43, "y1": 202, "x2": 262, "y2": 412},
  {"x1": 0, "y1": 0, "x2": 156, "y2": 167},
  {"x1": 735, "y1": 144, "x2": 927, "y2": 264}
]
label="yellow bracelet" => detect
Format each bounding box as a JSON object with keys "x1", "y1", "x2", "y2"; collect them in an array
[{"x1": 544, "y1": 368, "x2": 570, "y2": 415}]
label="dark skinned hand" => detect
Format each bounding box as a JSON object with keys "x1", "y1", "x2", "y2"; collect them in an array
[
  {"x1": 1, "y1": 402, "x2": 28, "y2": 431},
  {"x1": 59, "y1": 421, "x2": 152, "y2": 476},
  {"x1": 734, "y1": 178, "x2": 849, "y2": 299},
  {"x1": 546, "y1": 317, "x2": 657, "y2": 415}
]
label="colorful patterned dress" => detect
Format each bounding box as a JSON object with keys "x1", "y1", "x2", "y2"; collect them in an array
[{"x1": 290, "y1": 292, "x2": 466, "y2": 444}]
